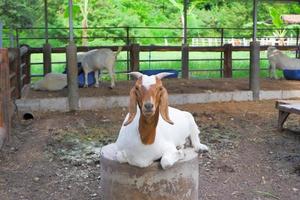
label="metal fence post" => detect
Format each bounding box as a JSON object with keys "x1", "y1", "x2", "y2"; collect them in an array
[
  {"x1": 16, "y1": 28, "x2": 19, "y2": 48},
  {"x1": 224, "y1": 44, "x2": 232, "y2": 78}
]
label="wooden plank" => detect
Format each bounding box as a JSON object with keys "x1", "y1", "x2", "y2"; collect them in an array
[
  {"x1": 276, "y1": 100, "x2": 300, "y2": 131},
  {"x1": 9, "y1": 72, "x2": 16, "y2": 80},
  {"x1": 0, "y1": 48, "x2": 11, "y2": 141},
  {"x1": 21, "y1": 74, "x2": 26, "y2": 81},
  {"x1": 277, "y1": 104, "x2": 300, "y2": 115},
  {"x1": 278, "y1": 111, "x2": 290, "y2": 131},
  {"x1": 9, "y1": 87, "x2": 15, "y2": 94}
]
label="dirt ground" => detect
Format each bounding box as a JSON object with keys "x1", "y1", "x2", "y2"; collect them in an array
[
  {"x1": 1, "y1": 100, "x2": 300, "y2": 200},
  {"x1": 24, "y1": 78, "x2": 300, "y2": 99}
]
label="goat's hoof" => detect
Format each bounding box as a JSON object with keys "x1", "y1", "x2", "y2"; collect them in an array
[
  {"x1": 195, "y1": 143, "x2": 209, "y2": 153},
  {"x1": 115, "y1": 151, "x2": 127, "y2": 163},
  {"x1": 83, "y1": 84, "x2": 88, "y2": 88},
  {"x1": 177, "y1": 149, "x2": 185, "y2": 159},
  {"x1": 93, "y1": 84, "x2": 99, "y2": 88},
  {"x1": 109, "y1": 86, "x2": 114, "y2": 89},
  {"x1": 161, "y1": 158, "x2": 173, "y2": 170}
]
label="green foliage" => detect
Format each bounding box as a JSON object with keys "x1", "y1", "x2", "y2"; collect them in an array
[
  {"x1": 0, "y1": 0, "x2": 299, "y2": 47},
  {"x1": 269, "y1": 7, "x2": 283, "y2": 28},
  {"x1": 0, "y1": 0, "x2": 43, "y2": 28}
]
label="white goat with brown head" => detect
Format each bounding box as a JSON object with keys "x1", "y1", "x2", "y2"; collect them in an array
[{"x1": 114, "y1": 72, "x2": 208, "y2": 169}]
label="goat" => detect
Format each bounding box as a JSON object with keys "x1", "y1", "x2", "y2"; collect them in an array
[
  {"x1": 81, "y1": 47, "x2": 122, "y2": 89},
  {"x1": 267, "y1": 47, "x2": 300, "y2": 79},
  {"x1": 113, "y1": 72, "x2": 208, "y2": 169},
  {"x1": 32, "y1": 73, "x2": 67, "y2": 91}
]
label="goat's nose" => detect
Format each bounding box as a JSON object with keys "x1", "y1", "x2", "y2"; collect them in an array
[{"x1": 144, "y1": 103, "x2": 153, "y2": 110}]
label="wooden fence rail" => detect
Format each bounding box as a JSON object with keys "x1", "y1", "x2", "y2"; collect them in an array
[{"x1": 25, "y1": 44, "x2": 299, "y2": 82}]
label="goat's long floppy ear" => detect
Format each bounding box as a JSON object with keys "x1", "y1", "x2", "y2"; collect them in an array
[
  {"x1": 124, "y1": 87, "x2": 137, "y2": 126},
  {"x1": 159, "y1": 87, "x2": 174, "y2": 125}
]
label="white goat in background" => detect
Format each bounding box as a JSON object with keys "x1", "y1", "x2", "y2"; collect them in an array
[
  {"x1": 31, "y1": 73, "x2": 67, "y2": 91},
  {"x1": 81, "y1": 47, "x2": 122, "y2": 88},
  {"x1": 113, "y1": 72, "x2": 208, "y2": 169},
  {"x1": 267, "y1": 46, "x2": 300, "y2": 79}
]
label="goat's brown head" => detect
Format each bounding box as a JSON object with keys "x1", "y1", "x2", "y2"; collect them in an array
[{"x1": 124, "y1": 72, "x2": 174, "y2": 126}]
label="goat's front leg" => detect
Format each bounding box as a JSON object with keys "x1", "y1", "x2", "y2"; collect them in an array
[
  {"x1": 84, "y1": 71, "x2": 89, "y2": 88},
  {"x1": 190, "y1": 130, "x2": 209, "y2": 153},
  {"x1": 269, "y1": 62, "x2": 278, "y2": 79},
  {"x1": 94, "y1": 70, "x2": 99, "y2": 88},
  {"x1": 160, "y1": 147, "x2": 184, "y2": 169},
  {"x1": 108, "y1": 67, "x2": 115, "y2": 89}
]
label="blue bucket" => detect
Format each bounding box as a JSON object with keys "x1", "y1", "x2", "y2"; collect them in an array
[
  {"x1": 283, "y1": 69, "x2": 300, "y2": 80},
  {"x1": 140, "y1": 69, "x2": 178, "y2": 78},
  {"x1": 78, "y1": 72, "x2": 98, "y2": 87}
]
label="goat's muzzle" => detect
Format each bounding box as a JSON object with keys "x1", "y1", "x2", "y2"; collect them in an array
[{"x1": 142, "y1": 102, "x2": 155, "y2": 117}]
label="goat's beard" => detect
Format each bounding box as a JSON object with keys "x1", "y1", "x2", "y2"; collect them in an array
[
  {"x1": 142, "y1": 110, "x2": 155, "y2": 118},
  {"x1": 141, "y1": 107, "x2": 156, "y2": 118}
]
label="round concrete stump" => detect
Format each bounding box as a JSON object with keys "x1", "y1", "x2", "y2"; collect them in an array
[{"x1": 100, "y1": 144, "x2": 199, "y2": 200}]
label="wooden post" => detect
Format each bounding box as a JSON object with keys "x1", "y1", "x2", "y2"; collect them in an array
[
  {"x1": 0, "y1": 48, "x2": 11, "y2": 140},
  {"x1": 224, "y1": 44, "x2": 232, "y2": 78},
  {"x1": 130, "y1": 43, "x2": 140, "y2": 72},
  {"x1": 250, "y1": 41, "x2": 260, "y2": 100},
  {"x1": 296, "y1": 28, "x2": 299, "y2": 59},
  {"x1": 8, "y1": 48, "x2": 21, "y2": 98},
  {"x1": 43, "y1": 43, "x2": 52, "y2": 75},
  {"x1": 220, "y1": 28, "x2": 224, "y2": 78},
  {"x1": 66, "y1": 42, "x2": 79, "y2": 111},
  {"x1": 181, "y1": 43, "x2": 189, "y2": 79},
  {"x1": 23, "y1": 51, "x2": 31, "y2": 84}
]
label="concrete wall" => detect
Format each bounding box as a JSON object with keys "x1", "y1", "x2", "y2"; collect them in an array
[{"x1": 16, "y1": 90, "x2": 300, "y2": 112}]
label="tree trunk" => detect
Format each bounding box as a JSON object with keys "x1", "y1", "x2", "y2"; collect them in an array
[{"x1": 81, "y1": 0, "x2": 89, "y2": 46}]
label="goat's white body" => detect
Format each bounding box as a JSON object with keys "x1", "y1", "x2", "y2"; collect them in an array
[
  {"x1": 32, "y1": 73, "x2": 67, "y2": 91},
  {"x1": 81, "y1": 48, "x2": 120, "y2": 88},
  {"x1": 115, "y1": 106, "x2": 208, "y2": 168},
  {"x1": 267, "y1": 47, "x2": 300, "y2": 79}
]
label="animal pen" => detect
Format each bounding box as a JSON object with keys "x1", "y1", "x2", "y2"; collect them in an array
[
  {"x1": 2, "y1": 1, "x2": 300, "y2": 200},
  {"x1": 0, "y1": 0, "x2": 300, "y2": 144}
]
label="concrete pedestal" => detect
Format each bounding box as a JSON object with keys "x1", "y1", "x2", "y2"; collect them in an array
[{"x1": 100, "y1": 144, "x2": 199, "y2": 200}]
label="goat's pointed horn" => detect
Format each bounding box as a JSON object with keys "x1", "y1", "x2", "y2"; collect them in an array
[
  {"x1": 129, "y1": 72, "x2": 143, "y2": 79},
  {"x1": 156, "y1": 72, "x2": 174, "y2": 80}
]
